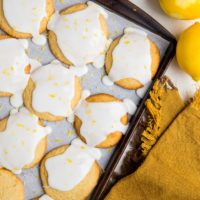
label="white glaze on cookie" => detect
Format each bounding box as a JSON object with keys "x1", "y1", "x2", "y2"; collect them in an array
[
  {"x1": 102, "y1": 76, "x2": 114, "y2": 86},
  {"x1": 39, "y1": 195, "x2": 53, "y2": 200},
  {"x1": 45, "y1": 138, "x2": 101, "y2": 191},
  {"x1": 47, "y1": 1, "x2": 108, "y2": 67},
  {"x1": 3, "y1": 0, "x2": 47, "y2": 45},
  {"x1": 67, "y1": 89, "x2": 91, "y2": 123},
  {"x1": 105, "y1": 27, "x2": 152, "y2": 85},
  {"x1": 0, "y1": 108, "x2": 51, "y2": 174},
  {"x1": 123, "y1": 98, "x2": 137, "y2": 115},
  {"x1": 75, "y1": 100, "x2": 133, "y2": 146},
  {"x1": 0, "y1": 38, "x2": 29, "y2": 107},
  {"x1": 31, "y1": 61, "x2": 78, "y2": 117},
  {"x1": 136, "y1": 81, "x2": 152, "y2": 98}
]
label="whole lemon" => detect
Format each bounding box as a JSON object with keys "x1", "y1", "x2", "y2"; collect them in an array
[
  {"x1": 159, "y1": 0, "x2": 200, "y2": 19},
  {"x1": 176, "y1": 22, "x2": 200, "y2": 81}
]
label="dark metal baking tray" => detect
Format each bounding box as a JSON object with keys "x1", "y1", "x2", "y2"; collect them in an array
[{"x1": 90, "y1": 0, "x2": 176, "y2": 199}]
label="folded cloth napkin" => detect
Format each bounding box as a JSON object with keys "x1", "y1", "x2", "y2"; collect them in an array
[{"x1": 106, "y1": 79, "x2": 200, "y2": 200}]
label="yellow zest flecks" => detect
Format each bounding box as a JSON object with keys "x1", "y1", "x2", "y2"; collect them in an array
[
  {"x1": 41, "y1": 45, "x2": 46, "y2": 52},
  {"x1": 4, "y1": 149, "x2": 9, "y2": 155},
  {"x1": 55, "y1": 138, "x2": 62, "y2": 143},
  {"x1": 33, "y1": 129, "x2": 37, "y2": 134},
  {"x1": 21, "y1": 139, "x2": 25, "y2": 145},
  {"x1": 144, "y1": 65, "x2": 147, "y2": 70},
  {"x1": 107, "y1": 148, "x2": 113, "y2": 153},
  {"x1": 54, "y1": 82, "x2": 59, "y2": 87},
  {"x1": 49, "y1": 93, "x2": 56, "y2": 98},
  {"x1": 17, "y1": 123, "x2": 24, "y2": 128},
  {"x1": 60, "y1": 0, "x2": 65, "y2": 3},
  {"x1": 10, "y1": 66, "x2": 14, "y2": 71},
  {"x1": 65, "y1": 25, "x2": 70, "y2": 30},
  {"x1": 2, "y1": 68, "x2": 10, "y2": 76},
  {"x1": 13, "y1": 168, "x2": 20, "y2": 173},
  {"x1": 66, "y1": 158, "x2": 73, "y2": 164},
  {"x1": 115, "y1": 30, "x2": 121, "y2": 35},
  {"x1": 81, "y1": 145, "x2": 88, "y2": 150},
  {"x1": 67, "y1": 130, "x2": 74, "y2": 136},
  {"x1": 92, "y1": 120, "x2": 96, "y2": 125},
  {"x1": 29, "y1": 113, "x2": 34, "y2": 117},
  {"x1": 124, "y1": 40, "x2": 130, "y2": 45},
  {"x1": 86, "y1": 109, "x2": 92, "y2": 115}
]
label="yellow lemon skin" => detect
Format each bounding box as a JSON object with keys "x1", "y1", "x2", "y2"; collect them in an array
[
  {"x1": 176, "y1": 22, "x2": 200, "y2": 81},
  {"x1": 159, "y1": 0, "x2": 200, "y2": 19}
]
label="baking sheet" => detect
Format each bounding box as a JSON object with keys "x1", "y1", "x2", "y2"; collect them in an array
[{"x1": 0, "y1": 0, "x2": 169, "y2": 199}]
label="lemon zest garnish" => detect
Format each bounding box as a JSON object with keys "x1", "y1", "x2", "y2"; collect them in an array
[
  {"x1": 17, "y1": 123, "x2": 24, "y2": 128},
  {"x1": 81, "y1": 146, "x2": 87, "y2": 150},
  {"x1": 67, "y1": 130, "x2": 74, "y2": 136},
  {"x1": 55, "y1": 138, "x2": 62, "y2": 143},
  {"x1": 124, "y1": 41, "x2": 130, "y2": 45},
  {"x1": 66, "y1": 158, "x2": 73, "y2": 163},
  {"x1": 86, "y1": 109, "x2": 92, "y2": 115},
  {"x1": 49, "y1": 94, "x2": 56, "y2": 98},
  {"x1": 2, "y1": 69, "x2": 10, "y2": 76}
]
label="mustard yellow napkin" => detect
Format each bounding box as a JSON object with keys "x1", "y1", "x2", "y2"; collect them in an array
[{"x1": 106, "y1": 80, "x2": 200, "y2": 200}]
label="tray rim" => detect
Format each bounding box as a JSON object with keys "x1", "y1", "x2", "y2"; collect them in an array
[{"x1": 90, "y1": 0, "x2": 177, "y2": 199}]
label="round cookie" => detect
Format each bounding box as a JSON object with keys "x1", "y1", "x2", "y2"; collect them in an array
[
  {"x1": 74, "y1": 93, "x2": 128, "y2": 148},
  {"x1": 0, "y1": 108, "x2": 51, "y2": 173},
  {"x1": 0, "y1": 117, "x2": 47, "y2": 170},
  {"x1": 0, "y1": 0, "x2": 54, "y2": 39},
  {"x1": 23, "y1": 62, "x2": 82, "y2": 121},
  {"x1": 40, "y1": 142, "x2": 101, "y2": 200},
  {"x1": 105, "y1": 29, "x2": 160, "y2": 90},
  {"x1": 0, "y1": 169, "x2": 24, "y2": 200},
  {"x1": 0, "y1": 34, "x2": 30, "y2": 107},
  {"x1": 48, "y1": 2, "x2": 108, "y2": 66}
]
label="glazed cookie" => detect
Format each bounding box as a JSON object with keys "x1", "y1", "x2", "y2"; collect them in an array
[
  {"x1": 23, "y1": 60, "x2": 82, "y2": 121},
  {"x1": 0, "y1": 108, "x2": 51, "y2": 174},
  {"x1": 40, "y1": 138, "x2": 101, "y2": 200},
  {"x1": 74, "y1": 94, "x2": 135, "y2": 148},
  {"x1": 104, "y1": 27, "x2": 160, "y2": 90},
  {"x1": 47, "y1": 1, "x2": 109, "y2": 68},
  {"x1": 0, "y1": 169, "x2": 24, "y2": 200},
  {"x1": 0, "y1": 35, "x2": 30, "y2": 108},
  {"x1": 0, "y1": 0, "x2": 54, "y2": 45}
]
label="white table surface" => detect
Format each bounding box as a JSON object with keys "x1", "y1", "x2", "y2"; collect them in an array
[{"x1": 130, "y1": 0, "x2": 200, "y2": 101}]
